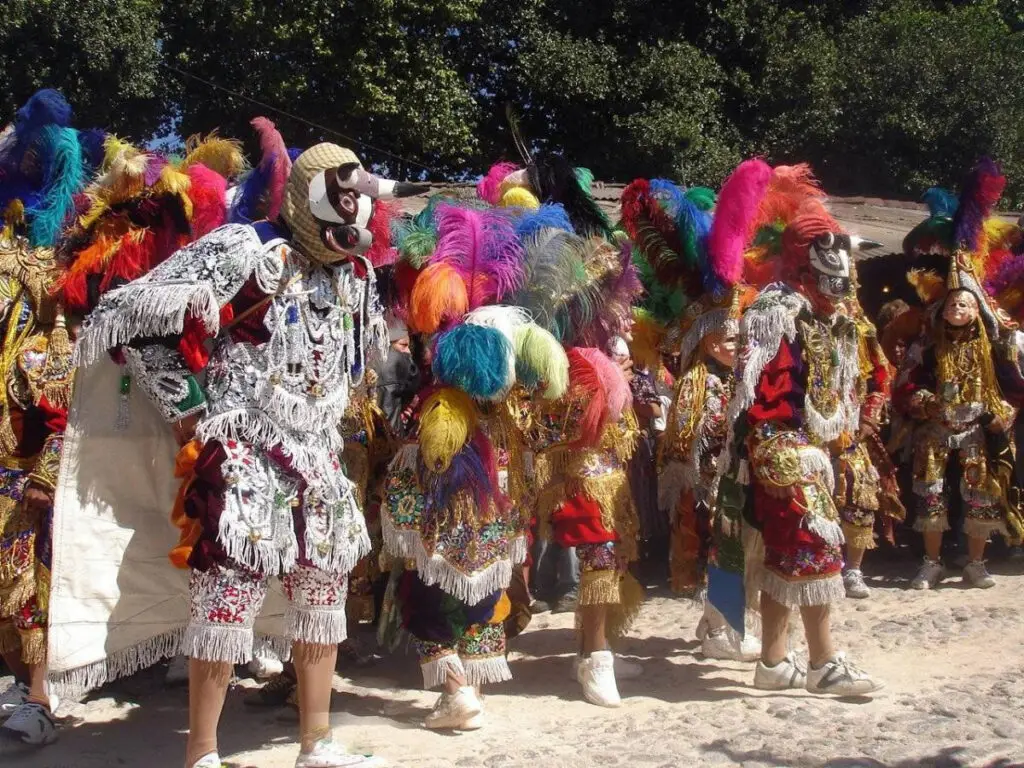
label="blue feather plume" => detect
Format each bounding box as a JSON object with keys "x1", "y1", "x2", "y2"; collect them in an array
[
  {"x1": 4, "y1": 90, "x2": 73, "y2": 172},
  {"x1": 433, "y1": 324, "x2": 514, "y2": 400},
  {"x1": 922, "y1": 187, "x2": 959, "y2": 219},
  {"x1": 27, "y1": 125, "x2": 85, "y2": 248},
  {"x1": 515, "y1": 203, "x2": 575, "y2": 240},
  {"x1": 649, "y1": 178, "x2": 714, "y2": 291},
  {"x1": 77, "y1": 128, "x2": 107, "y2": 171},
  {"x1": 230, "y1": 163, "x2": 275, "y2": 224}
]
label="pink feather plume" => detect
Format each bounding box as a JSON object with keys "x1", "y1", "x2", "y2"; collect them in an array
[
  {"x1": 568, "y1": 347, "x2": 632, "y2": 446},
  {"x1": 187, "y1": 163, "x2": 228, "y2": 238},
  {"x1": 708, "y1": 159, "x2": 773, "y2": 287},
  {"x1": 250, "y1": 116, "x2": 291, "y2": 221},
  {"x1": 432, "y1": 203, "x2": 525, "y2": 309},
  {"x1": 477, "y1": 162, "x2": 520, "y2": 204}
]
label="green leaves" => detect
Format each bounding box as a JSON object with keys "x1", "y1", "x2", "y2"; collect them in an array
[{"x1": 1, "y1": 0, "x2": 1023, "y2": 200}]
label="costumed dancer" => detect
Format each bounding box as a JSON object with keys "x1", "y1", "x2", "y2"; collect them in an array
[
  {"x1": 485, "y1": 162, "x2": 645, "y2": 707},
  {"x1": 714, "y1": 163, "x2": 885, "y2": 696},
  {"x1": 621, "y1": 164, "x2": 765, "y2": 663},
  {"x1": 380, "y1": 193, "x2": 564, "y2": 730},
  {"x1": 896, "y1": 159, "x2": 1024, "y2": 591},
  {"x1": 74, "y1": 143, "x2": 422, "y2": 768},
  {"x1": 58, "y1": 123, "x2": 255, "y2": 689},
  {"x1": 837, "y1": 293, "x2": 905, "y2": 598},
  {"x1": 0, "y1": 89, "x2": 93, "y2": 745}
]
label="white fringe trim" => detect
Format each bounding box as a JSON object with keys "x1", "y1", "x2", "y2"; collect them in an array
[
  {"x1": 74, "y1": 283, "x2": 220, "y2": 367},
  {"x1": 800, "y1": 446, "x2": 836, "y2": 493},
  {"x1": 47, "y1": 627, "x2": 185, "y2": 699},
  {"x1": 286, "y1": 605, "x2": 349, "y2": 646},
  {"x1": 804, "y1": 514, "x2": 845, "y2": 548},
  {"x1": 183, "y1": 623, "x2": 255, "y2": 665},
  {"x1": 420, "y1": 653, "x2": 466, "y2": 689},
  {"x1": 913, "y1": 515, "x2": 950, "y2": 533},
  {"x1": 381, "y1": 514, "x2": 515, "y2": 605},
  {"x1": 963, "y1": 518, "x2": 1008, "y2": 541},
  {"x1": 760, "y1": 570, "x2": 844, "y2": 608},
  {"x1": 510, "y1": 534, "x2": 529, "y2": 567},
  {"x1": 258, "y1": 375, "x2": 352, "y2": 436},
  {"x1": 464, "y1": 655, "x2": 512, "y2": 686}
]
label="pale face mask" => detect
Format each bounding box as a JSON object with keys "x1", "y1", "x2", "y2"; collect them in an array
[{"x1": 307, "y1": 162, "x2": 426, "y2": 258}]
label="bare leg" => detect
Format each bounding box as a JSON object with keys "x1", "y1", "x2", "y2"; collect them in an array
[
  {"x1": 580, "y1": 604, "x2": 609, "y2": 655},
  {"x1": 967, "y1": 536, "x2": 987, "y2": 562},
  {"x1": 800, "y1": 604, "x2": 836, "y2": 668},
  {"x1": 185, "y1": 659, "x2": 231, "y2": 768},
  {"x1": 845, "y1": 545, "x2": 865, "y2": 571},
  {"x1": 292, "y1": 641, "x2": 339, "y2": 754},
  {"x1": 0, "y1": 649, "x2": 29, "y2": 685},
  {"x1": 25, "y1": 660, "x2": 49, "y2": 708},
  {"x1": 923, "y1": 530, "x2": 943, "y2": 561},
  {"x1": 442, "y1": 666, "x2": 468, "y2": 695},
  {"x1": 760, "y1": 592, "x2": 791, "y2": 666}
]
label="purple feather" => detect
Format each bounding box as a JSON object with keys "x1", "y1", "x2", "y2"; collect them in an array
[
  {"x1": 417, "y1": 431, "x2": 500, "y2": 515},
  {"x1": 144, "y1": 155, "x2": 168, "y2": 187},
  {"x1": 984, "y1": 251, "x2": 1024, "y2": 296},
  {"x1": 432, "y1": 203, "x2": 525, "y2": 308}
]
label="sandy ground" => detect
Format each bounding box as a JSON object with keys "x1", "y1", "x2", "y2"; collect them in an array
[{"x1": 4, "y1": 550, "x2": 1024, "y2": 768}]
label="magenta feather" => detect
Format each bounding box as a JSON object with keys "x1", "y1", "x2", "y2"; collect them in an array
[
  {"x1": 708, "y1": 159, "x2": 773, "y2": 288},
  {"x1": 432, "y1": 203, "x2": 525, "y2": 308},
  {"x1": 477, "y1": 162, "x2": 520, "y2": 205},
  {"x1": 251, "y1": 116, "x2": 291, "y2": 220},
  {"x1": 953, "y1": 157, "x2": 1005, "y2": 253}
]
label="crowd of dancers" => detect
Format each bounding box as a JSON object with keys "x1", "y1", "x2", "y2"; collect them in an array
[{"x1": 2, "y1": 89, "x2": 1024, "y2": 768}]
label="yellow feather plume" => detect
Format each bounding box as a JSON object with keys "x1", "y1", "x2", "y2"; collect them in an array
[
  {"x1": 630, "y1": 308, "x2": 666, "y2": 373},
  {"x1": 154, "y1": 165, "x2": 194, "y2": 220},
  {"x1": 418, "y1": 388, "x2": 478, "y2": 472},
  {"x1": 908, "y1": 268, "x2": 946, "y2": 305},
  {"x1": 102, "y1": 135, "x2": 137, "y2": 171},
  {"x1": 2, "y1": 200, "x2": 25, "y2": 238},
  {"x1": 500, "y1": 186, "x2": 540, "y2": 210},
  {"x1": 182, "y1": 131, "x2": 246, "y2": 179}
]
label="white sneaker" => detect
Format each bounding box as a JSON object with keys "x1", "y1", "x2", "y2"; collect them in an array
[
  {"x1": 806, "y1": 652, "x2": 883, "y2": 696},
  {"x1": 843, "y1": 568, "x2": 871, "y2": 599},
  {"x1": 191, "y1": 753, "x2": 223, "y2": 768},
  {"x1": 753, "y1": 654, "x2": 807, "y2": 690},
  {"x1": 578, "y1": 650, "x2": 621, "y2": 708},
  {"x1": 702, "y1": 627, "x2": 762, "y2": 662},
  {"x1": 571, "y1": 653, "x2": 643, "y2": 680},
  {"x1": 0, "y1": 681, "x2": 29, "y2": 721},
  {"x1": 910, "y1": 557, "x2": 944, "y2": 590},
  {"x1": 165, "y1": 654, "x2": 189, "y2": 686},
  {"x1": 424, "y1": 686, "x2": 482, "y2": 730},
  {"x1": 295, "y1": 739, "x2": 383, "y2": 767},
  {"x1": 962, "y1": 560, "x2": 996, "y2": 589},
  {"x1": 249, "y1": 651, "x2": 285, "y2": 679},
  {"x1": 0, "y1": 701, "x2": 58, "y2": 746}
]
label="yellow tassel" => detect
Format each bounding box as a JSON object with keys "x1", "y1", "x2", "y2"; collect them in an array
[
  {"x1": 41, "y1": 308, "x2": 74, "y2": 410},
  {"x1": 17, "y1": 627, "x2": 46, "y2": 666}
]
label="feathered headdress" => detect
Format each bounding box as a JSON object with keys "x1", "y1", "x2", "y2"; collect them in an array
[
  {"x1": 230, "y1": 116, "x2": 293, "y2": 224},
  {"x1": 902, "y1": 158, "x2": 1018, "y2": 331}
]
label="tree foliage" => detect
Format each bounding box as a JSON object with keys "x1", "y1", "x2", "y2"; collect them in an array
[
  {"x1": 2, "y1": 0, "x2": 1024, "y2": 202},
  {"x1": 0, "y1": 0, "x2": 163, "y2": 136}
]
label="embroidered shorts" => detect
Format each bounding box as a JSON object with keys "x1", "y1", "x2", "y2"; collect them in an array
[{"x1": 185, "y1": 560, "x2": 348, "y2": 664}]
